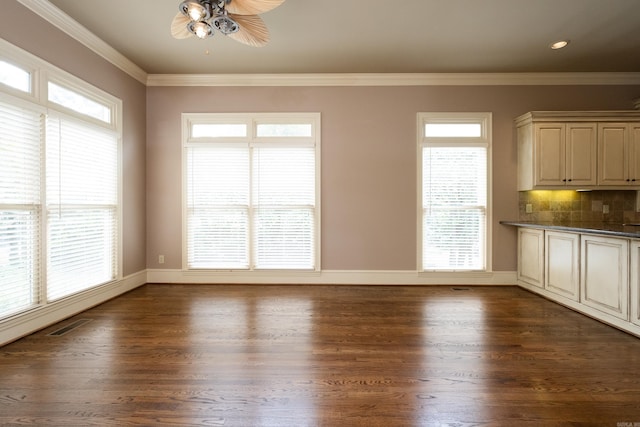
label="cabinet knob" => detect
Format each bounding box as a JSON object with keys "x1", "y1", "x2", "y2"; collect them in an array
[
  {"x1": 567, "y1": 179, "x2": 572, "y2": 182},
  {"x1": 633, "y1": 179, "x2": 637, "y2": 182},
  {"x1": 627, "y1": 179, "x2": 631, "y2": 182}
]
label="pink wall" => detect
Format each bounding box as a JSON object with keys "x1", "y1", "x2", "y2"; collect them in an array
[
  {"x1": 1, "y1": 1, "x2": 147, "y2": 276},
  {"x1": 3, "y1": 2, "x2": 639, "y2": 275},
  {"x1": 146, "y1": 84, "x2": 640, "y2": 271}
]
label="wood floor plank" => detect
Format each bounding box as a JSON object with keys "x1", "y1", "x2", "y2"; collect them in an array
[{"x1": 1, "y1": 284, "x2": 640, "y2": 426}]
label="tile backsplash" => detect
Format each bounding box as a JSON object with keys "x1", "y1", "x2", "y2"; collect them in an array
[{"x1": 518, "y1": 190, "x2": 640, "y2": 224}]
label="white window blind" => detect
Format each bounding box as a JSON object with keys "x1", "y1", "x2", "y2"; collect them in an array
[
  {"x1": 45, "y1": 114, "x2": 118, "y2": 301},
  {"x1": 0, "y1": 99, "x2": 42, "y2": 319},
  {"x1": 422, "y1": 147, "x2": 486, "y2": 270},
  {"x1": 184, "y1": 113, "x2": 319, "y2": 271},
  {"x1": 253, "y1": 147, "x2": 315, "y2": 268},
  {"x1": 187, "y1": 146, "x2": 250, "y2": 269},
  {"x1": 419, "y1": 113, "x2": 490, "y2": 271}
]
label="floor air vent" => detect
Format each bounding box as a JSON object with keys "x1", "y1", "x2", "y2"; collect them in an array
[
  {"x1": 451, "y1": 287, "x2": 470, "y2": 291},
  {"x1": 48, "y1": 319, "x2": 92, "y2": 336}
]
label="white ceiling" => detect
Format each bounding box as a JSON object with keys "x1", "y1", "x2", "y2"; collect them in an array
[{"x1": 46, "y1": 0, "x2": 640, "y2": 75}]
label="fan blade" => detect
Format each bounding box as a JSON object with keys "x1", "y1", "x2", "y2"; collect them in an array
[
  {"x1": 226, "y1": 14, "x2": 270, "y2": 47},
  {"x1": 225, "y1": 0, "x2": 285, "y2": 16},
  {"x1": 171, "y1": 12, "x2": 193, "y2": 39}
]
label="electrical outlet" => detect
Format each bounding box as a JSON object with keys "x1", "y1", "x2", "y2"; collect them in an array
[
  {"x1": 158, "y1": 255, "x2": 165, "y2": 264},
  {"x1": 525, "y1": 203, "x2": 533, "y2": 214},
  {"x1": 603, "y1": 205, "x2": 609, "y2": 214}
]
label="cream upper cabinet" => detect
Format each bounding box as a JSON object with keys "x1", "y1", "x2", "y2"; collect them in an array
[
  {"x1": 516, "y1": 111, "x2": 640, "y2": 191},
  {"x1": 566, "y1": 123, "x2": 598, "y2": 186},
  {"x1": 528, "y1": 122, "x2": 596, "y2": 188},
  {"x1": 632, "y1": 124, "x2": 640, "y2": 185},
  {"x1": 533, "y1": 123, "x2": 563, "y2": 186},
  {"x1": 598, "y1": 123, "x2": 640, "y2": 186}
]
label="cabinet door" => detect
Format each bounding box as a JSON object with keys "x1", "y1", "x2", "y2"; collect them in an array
[
  {"x1": 535, "y1": 124, "x2": 565, "y2": 186},
  {"x1": 598, "y1": 123, "x2": 628, "y2": 185},
  {"x1": 545, "y1": 231, "x2": 579, "y2": 301},
  {"x1": 518, "y1": 228, "x2": 544, "y2": 288},
  {"x1": 565, "y1": 123, "x2": 597, "y2": 186},
  {"x1": 630, "y1": 241, "x2": 640, "y2": 327},
  {"x1": 629, "y1": 124, "x2": 640, "y2": 184},
  {"x1": 580, "y1": 235, "x2": 629, "y2": 320}
]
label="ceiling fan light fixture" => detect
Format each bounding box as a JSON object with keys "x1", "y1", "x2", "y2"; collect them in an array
[
  {"x1": 550, "y1": 40, "x2": 570, "y2": 50},
  {"x1": 188, "y1": 20, "x2": 214, "y2": 39},
  {"x1": 212, "y1": 15, "x2": 239, "y2": 35},
  {"x1": 172, "y1": 0, "x2": 285, "y2": 46},
  {"x1": 180, "y1": 0, "x2": 211, "y2": 22}
]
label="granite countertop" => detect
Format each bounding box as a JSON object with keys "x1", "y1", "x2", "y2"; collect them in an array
[{"x1": 500, "y1": 220, "x2": 640, "y2": 239}]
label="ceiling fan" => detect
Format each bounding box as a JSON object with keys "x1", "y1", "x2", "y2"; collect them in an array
[{"x1": 171, "y1": 0, "x2": 285, "y2": 47}]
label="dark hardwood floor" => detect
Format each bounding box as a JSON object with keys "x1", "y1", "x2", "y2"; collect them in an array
[{"x1": 1, "y1": 284, "x2": 640, "y2": 426}]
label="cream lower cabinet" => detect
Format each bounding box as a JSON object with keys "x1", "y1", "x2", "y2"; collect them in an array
[
  {"x1": 517, "y1": 228, "x2": 544, "y2": 288},
  {"x1": 545, "y1": 231, "x2": 579, "y2": 301},
  {"x1": 630, "y1": 241, "x2": 640, "y2": 327},
  {"x1": 514, "y1": 226, "x2": 640, "y2": 336},
  {"x1": 580, "y1": 234, "x2": 629, "y2": 321}
]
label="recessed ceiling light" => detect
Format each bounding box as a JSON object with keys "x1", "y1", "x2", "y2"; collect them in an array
[{"x1": 550, "y1": 40, "x2": 570, "y2": 50}]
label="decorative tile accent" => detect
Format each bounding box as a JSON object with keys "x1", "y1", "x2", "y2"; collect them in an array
[{"x1": 518, "y1": 190, "x2": 640, "y2": 224}]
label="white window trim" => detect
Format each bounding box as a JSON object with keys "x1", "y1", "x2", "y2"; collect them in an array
[
  {"x1": 0, "y1": 39, "x2": 41, "y2": 103},
  {"x1": 417, "y1": 112, "x2": 493, "y2": 273},
  {"x1": 46, "y1": 72, "x2": 119, "y2": 131},
  {"x1": 0, "y1": 39, "x2": 120, "y2": 131},
  {"x1": 181, "y1": 112, "x2": 321, "y2": 272}
]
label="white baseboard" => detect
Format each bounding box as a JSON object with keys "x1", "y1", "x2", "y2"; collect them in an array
[
  {"x1": 147, "y1": 269, "x2": 517, "y2": 286},
  {"x1": 0, "y1": 270, "x2": 147, "y2": 346}
]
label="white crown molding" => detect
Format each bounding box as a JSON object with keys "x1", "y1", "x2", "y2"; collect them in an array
[
  {"x1": 146, "y1": 72, "x2": 640, "y2": 87},
  {"x1": 16, "y1": 0, "x2": 148, "y2": 85}
]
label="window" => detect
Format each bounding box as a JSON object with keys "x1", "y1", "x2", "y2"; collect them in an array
[
  {"x1": 0, "y1": 60, "x2": 31, "y2": 93},
  {"x1": 183, "y1": 113, "x2": 320, "y2": 270},
  {"x1": 45, "y1": 114, "x2": 119, "y2": 301},
  {"x1": 0, "y1": 99, "x2": 43, "y2": 318},
  {"x1": 48, "y1": 81, "x2": 112, "y2": 124},
  {"x1": 0, "y1": 40, "x2": 121, "y2": 320},
  {"x1": 418, "y1": 113, "x2": 491, "y2": 271}
]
